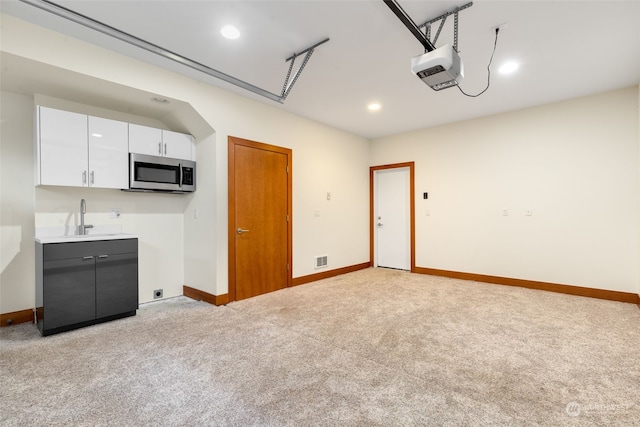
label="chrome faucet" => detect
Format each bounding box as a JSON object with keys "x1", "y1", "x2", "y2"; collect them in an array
[{"x1": 79, "y1": 199, "x2": 93, "y2": 235}]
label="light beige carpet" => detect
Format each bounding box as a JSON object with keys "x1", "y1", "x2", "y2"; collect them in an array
[{"x1": 1, "y1": 268, "x2": 639, "y2": 426}]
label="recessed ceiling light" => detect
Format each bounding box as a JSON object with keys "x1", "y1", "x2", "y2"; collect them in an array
[
  {"x1": 151, "y1": 97, "x2": 170, "y2": 104},
  {"x1": 498, "y1": 61, "x2": 519, "y2": 75},
  {"x1": 368, "y1": 102, "x2": 381, "y2": 111},
  {"x1": 221, "y1": 25, "x2": 240, "y2": 40}
]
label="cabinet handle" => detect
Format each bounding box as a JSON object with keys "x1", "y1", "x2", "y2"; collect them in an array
[
  {"x1": 82, "y1": 170, "x2": 87, "y2": 185},
  {"x1": 90, "y1": 171, "x2": 95, "y2": 185},
  {"x1": 164, "y1": 143, "x2": 167, "y2": 156},
  {"x1": 158, "y1": 142, "x2": 162, "y2": 155},
  {"x1": 82, "y1": 256, "x2": 94, "y2": 260},
  {"x1": 98, "y1": 255, "x2": 109, "y2": 259}
]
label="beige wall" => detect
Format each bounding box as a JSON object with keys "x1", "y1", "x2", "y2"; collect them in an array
[
  {"x1": 34, "y1": 187, "x2": 187, "y2": 305},
  {"x1": 0, "y1": 14, "x2": 370, "y2": 312},
  {"x1": 0, "y1": 91, "x2": 36, "y2": 313},
  {"x1": 29, "y1": 95, "x2": 190, "y2": 305},
  {"x1": 1, "y1": 13, "x2": 638, "y2": 315},
  {"x1": 371, "y1": 87, "x2": 640, "y2": 293}
]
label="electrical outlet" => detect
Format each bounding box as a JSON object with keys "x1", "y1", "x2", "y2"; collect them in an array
[
  {"x1": 153, "y1": 289, "x2": 163, "y2": 299},
  {"x1": 109, "y1": 208, "x2": 122, "y2": 219}
]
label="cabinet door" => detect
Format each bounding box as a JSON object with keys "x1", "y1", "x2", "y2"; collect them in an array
[
  {"x1": 162, "y1": 130, "x2": 194, "y2": 161},
  {"x1": 43, "y1": 257, "x2": 96, "y2": 330},
  {"x1": 38, "y1": 107, "x2": 88, "y2": 187},
  {"x1": 88, "y1": 116, "x2": 129, "y2": 189},
  {"x1": 129, "y1": 124, "x2": 163, "y2": 157},
  {"x1": 95, "y1": 252, "x2": 138, "y2": 318}
]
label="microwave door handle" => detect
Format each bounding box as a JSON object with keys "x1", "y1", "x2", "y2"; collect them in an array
[{"x1": 179, "y1": 163, "x2": 183, "y2": 188}]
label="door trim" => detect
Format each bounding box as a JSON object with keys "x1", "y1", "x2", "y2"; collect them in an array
[
  {"x1": 228, "y1": 136, "x2": 293, "y2": 302},
  {"x1": 369, "y1": 162, "x2": 415, "y2": 272}
]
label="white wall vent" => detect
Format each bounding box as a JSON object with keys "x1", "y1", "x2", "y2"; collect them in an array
[{"x1": 314, "y1": 255, "x2": 328, "y2": 269}]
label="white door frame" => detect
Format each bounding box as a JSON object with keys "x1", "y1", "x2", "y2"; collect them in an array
[{"x1": 369, "y1": 162, "x2": 415, "y2": 272}]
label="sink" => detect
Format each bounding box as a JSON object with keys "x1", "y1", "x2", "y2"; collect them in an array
[
  {"x1": 35, "y1": 233, "x2": 137, "y2": 244},
  {"x1": 56, "y1": 233, "x2": 122, "y2": 240}
]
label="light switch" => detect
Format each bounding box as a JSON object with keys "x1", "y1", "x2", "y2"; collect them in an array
[{"x1": 326, "y1": 192, "x2": 331, "y2": 201}]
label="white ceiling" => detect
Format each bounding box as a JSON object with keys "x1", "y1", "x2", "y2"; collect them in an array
[{"x1": 2, "y1": 0, "x2": 639, "y2": 139}]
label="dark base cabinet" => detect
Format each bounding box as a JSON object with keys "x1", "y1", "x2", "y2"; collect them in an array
[{"x1": 35, "y1": 239, "x2": 138, "y2": 336}]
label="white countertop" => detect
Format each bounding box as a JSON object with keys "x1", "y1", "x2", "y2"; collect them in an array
[
  {"x1": 35, "y1": 233, "x2": 138, "y2": 244},
  {"x1": 35, "y1": 226, "x2": 136, "y2": 244}
]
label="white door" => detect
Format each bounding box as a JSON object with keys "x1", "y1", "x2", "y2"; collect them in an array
[
  {"x1": 375, "y1": 167, "x2": 410, "y2": 270},
  {"x1": 88, "y1": 116, "x2": 129, "y2": 189}
]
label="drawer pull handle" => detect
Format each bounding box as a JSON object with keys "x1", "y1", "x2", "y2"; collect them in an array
[
  {"x1": 98, "y1": 255, "x2": 109, "y2": 258},
  {"x1": 82, "y1": 256, "x2": 94, "y2": 260}
]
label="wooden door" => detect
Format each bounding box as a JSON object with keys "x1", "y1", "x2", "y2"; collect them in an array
[{"x1": 228, "y1": 137, "x2": 292, "y2": 301}]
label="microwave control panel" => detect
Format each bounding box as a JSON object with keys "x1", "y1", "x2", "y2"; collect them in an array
[{"x1": 182, "y1": 167, "x2": 194, "y2": 185}]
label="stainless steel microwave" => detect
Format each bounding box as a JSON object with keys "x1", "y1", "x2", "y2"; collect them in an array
[{"x1": 128, "y1": 153, "x2": 195, "y2": 193}]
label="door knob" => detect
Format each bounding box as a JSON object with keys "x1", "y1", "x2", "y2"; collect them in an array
[
  {"x1": 237, "y1": 228, "x2": 250, "y2": 234},
  {"x1": 377, "y1": 223, "x2": 383, "y2": 227}
]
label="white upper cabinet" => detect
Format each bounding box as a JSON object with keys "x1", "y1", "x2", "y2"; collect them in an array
[
  {"x1": 36, "y1": 106, "x2": 194, "y2": 190},
  {"x1": 162, "y1": 129, "x2": 194, "y2": 161},
  {"x1": 128, "y1": 124, "x2": 163, "y2": 157},
  {"x1": 37, "y1": 106, "x2": 129, "y2": 189},
  {"x1": 38, "y1": 106, "x2": 88, "y2": 187},
  {"x1": 88, "y1": 116, "x2": 129, "y2": 189},
  {"x1": 129, "y1": 123, "x2": 194, "y2": 161}
]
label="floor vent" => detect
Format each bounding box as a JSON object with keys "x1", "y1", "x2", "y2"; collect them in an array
[{"x1": 314, "y1": 255, "x2": 328, "y2": 269}]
